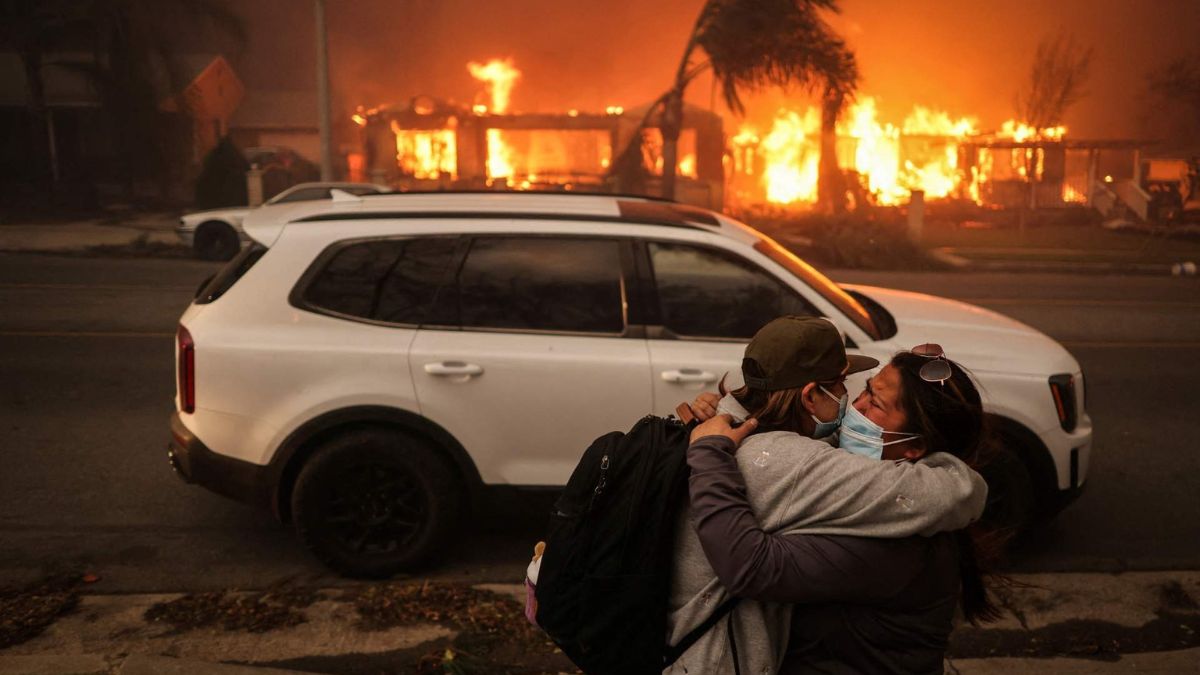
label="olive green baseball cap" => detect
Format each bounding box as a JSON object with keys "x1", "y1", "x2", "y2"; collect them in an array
[{"x1": 742, "y1": 316, "x2": 878, "y2": 391}]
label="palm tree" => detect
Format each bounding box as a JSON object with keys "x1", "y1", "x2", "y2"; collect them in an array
[{"x1": 644, "y1": 0, "x2": 858, "y2": 202}]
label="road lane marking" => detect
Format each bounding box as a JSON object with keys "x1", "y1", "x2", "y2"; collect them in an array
[
  {"x1": 0, "y1": 330, "x2": 173, "y2": 338},
  {"x1": 962, "y1": 298, "x2": 1200, "y2": 309},
  {"x1": 1061, "y1": 340, "x2": 1200, "y2": 349},
  {"x1": 0, "y1": 283, "x2": 194, "y2": 291}
]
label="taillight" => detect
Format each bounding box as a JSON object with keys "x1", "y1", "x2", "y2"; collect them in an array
[
  {"x1": 178, "y1": 325, "x2": 195, "y2": 413},
  {"x1": 1048, "y1": 374, "x2": 1076, "y2": 432}
]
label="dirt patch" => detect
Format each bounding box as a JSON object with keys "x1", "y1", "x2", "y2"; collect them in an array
[
  {"x1": 949, "y1": 610, "x2": 1200, "y2": 660},
  {"x1": 1159, "y1": 580, "x2": 1199, "y2": 611},
  {"x1": 144, "y1": 585, "x2": 319, "y2": 635},
  {"x1": 348, "y1": 581, "x2": 574, "y2": 674},
  {"x1": 0, "y1": 574, "x2": 83, "y2": 649}
]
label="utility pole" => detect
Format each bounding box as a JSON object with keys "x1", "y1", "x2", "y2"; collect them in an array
[{"x1": 315, "y1": 0, "x2": 333, "y2": 180}]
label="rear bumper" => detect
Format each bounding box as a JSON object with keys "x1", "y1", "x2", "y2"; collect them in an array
[{"x1": 168, "y1": 412, "x2": 274, "y2": 511}]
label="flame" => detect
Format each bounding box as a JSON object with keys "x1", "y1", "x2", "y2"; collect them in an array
[
  {"x1": 468, "y1": 58, "x2": 521, "y2": 181},
  {"x1": 467, "y1": 58, "x2": 520, "y2": 113},
  {"x1": 678, "y1": 153, "x2": 697, "y2": 178},
  {"x1": 1062, "y1": 184, "x2": 1086, "y2": 203},
  {"x1": 391, "y1": 121, "x2": 457, "y2": 180},
  {"x1": 749, "y1": 96, "x2": 1070, "y2": 208},
  {"x1": 842, "y1": 98, "x2": 904, "y2": 205},
  {"x1": 758, "y1": 109, "x2": 820, "y2": 204},
  {"x1": 998, "y1": 119, "x2": 1066, "y2": 142}
]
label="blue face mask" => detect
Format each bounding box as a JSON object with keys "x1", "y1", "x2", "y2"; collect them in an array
[
  {"x1": 811, "y1": 386, "x2": 847, "y2": 439},
  {"x1": 838, "y1": 403, "x2": 920, "y2": 460}
]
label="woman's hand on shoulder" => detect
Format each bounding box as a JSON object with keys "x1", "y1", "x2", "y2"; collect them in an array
[{"x1": 689, "y1": 414, "x2": 758, "y2": 447}]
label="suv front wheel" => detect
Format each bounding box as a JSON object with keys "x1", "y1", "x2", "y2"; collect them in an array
[{"x1": 291, "y1": 428, "x2": 463, "y2": 578}]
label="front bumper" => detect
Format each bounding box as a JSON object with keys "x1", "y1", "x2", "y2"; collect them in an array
[
  {"x1": 168, "y1": 412, "x2": 273, "y2": 510},
  {"x1": 175, "y1": 226, "x2": 194, "y2": 246}
]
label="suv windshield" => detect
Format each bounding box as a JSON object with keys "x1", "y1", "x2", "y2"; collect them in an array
[{"x1": 752, "y1": 236, "x2": 881, "y2": 340}]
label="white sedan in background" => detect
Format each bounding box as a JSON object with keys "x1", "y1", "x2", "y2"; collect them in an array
[{"x1": 177, "y1": 182, "x2": 390, "y2": 260}]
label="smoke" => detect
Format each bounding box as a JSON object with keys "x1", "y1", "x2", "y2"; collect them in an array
[{"x1": 229, "y1": 0, "x2": 1200, "y2": 139}]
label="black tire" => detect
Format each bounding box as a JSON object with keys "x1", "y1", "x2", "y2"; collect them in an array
[
  {"x1": 193, "y1": 221, "x2": 240, "y2": 261},
  {"x1": 291, "y1": 428, "x2": 463, "y2": 578},
  {"x1": 977, "y1": 434, "x2": 1036, "y2": 536}
]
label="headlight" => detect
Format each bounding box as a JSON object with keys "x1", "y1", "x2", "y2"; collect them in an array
[{"x1": 1048, "y1": 374, "x2": 1077, "y2": 432}]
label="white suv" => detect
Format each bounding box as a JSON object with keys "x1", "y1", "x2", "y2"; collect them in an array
[{"x1": 168, "y1": 192, "x2": 1092, "y2": 577}]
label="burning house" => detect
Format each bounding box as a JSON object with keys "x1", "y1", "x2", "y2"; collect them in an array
[
  {"x1": 345, "y1": 58, "x2": 1159, "y2": 220},
  {"x1": 728, "y1": 100, "x2": 1147, "y2": 214},
  {"x1": 349, "y1": 59, "x2": 726, "y2": 210}
]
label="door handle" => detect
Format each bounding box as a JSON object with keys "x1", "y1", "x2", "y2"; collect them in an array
[
  {"x1": 661, "y1": 369, "x2": 717, "y2": 384},
  {"x1": 424, "y1": 361, "x2": 484, "y2": 377}
]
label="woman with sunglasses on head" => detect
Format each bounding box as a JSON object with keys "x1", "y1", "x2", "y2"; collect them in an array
[
  {"x1": 663, "y1": 318, "x2": 993, "y2": 675},
  {"x1": 679, "y1": 345, "x2": 1000, "y2": 675}
]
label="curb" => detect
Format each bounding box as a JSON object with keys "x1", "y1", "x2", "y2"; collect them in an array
[
  {"x1": 930, "y1": 247, "x2": 1198, "y2": 276},
  {"x1": 0, "y1": 654, "x2": 314, "y2": 674},
  {"x1": 947, "y1": 647, "x2": 1200, "y2": 673},
  {"x1": 2, "y1": 574, "x2": 1199, "y2": 674}
]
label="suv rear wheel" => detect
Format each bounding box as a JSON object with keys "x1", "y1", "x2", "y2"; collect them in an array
[{"x1": 291, "y1": 428, "x2": 463, "y2": 578}]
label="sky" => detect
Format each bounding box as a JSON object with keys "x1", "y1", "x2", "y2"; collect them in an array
[{"x1": 227, "y1": 0, "x2": 1200, "y2": 139}]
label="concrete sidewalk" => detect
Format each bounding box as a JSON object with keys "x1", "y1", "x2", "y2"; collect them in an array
[
  {"x1": 1, "y1": 572, "x2": 1198, "y2": 674},
  {"x1": 0, "y1": 214, "x2": 181, "y2": 254}
]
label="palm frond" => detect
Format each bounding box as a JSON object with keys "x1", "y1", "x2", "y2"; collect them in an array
[{"x1": 693, "y1": 0, "x2": 858, "y2": 115}]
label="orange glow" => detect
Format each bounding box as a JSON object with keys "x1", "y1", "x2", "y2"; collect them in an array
[
  {"x1": 468, "y1": 58, "x2": 521, "y2": 181},
  {"x1": 746, "y1": 96, "x2": 1069, "y2": 208},
  {"x1": 467, "y1": 58, "x2": 519, "y2": 113},
  {"x1": 998, "y1": 119, "x2": 1067, "y2": 143},
  {"x1": 758, "y1": 109, "x2": 820, "y2": 204},
  {"x1": 640, "y1": 128, "x2": 700, "y2": 178},
  {"x1": 678, "y1": 153, "x2": 697, "y2": 178},
  {"x1": 391, "y1": 121, "x2": 457, "y2": 180}
]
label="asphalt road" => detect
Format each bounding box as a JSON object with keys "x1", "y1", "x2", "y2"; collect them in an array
[{"x1": 1, "y1": 253, "x2": 1198, "y2": 593}]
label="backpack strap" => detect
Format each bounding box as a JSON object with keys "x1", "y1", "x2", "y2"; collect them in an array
[{"x1": 662, "y1": 596, "x2": 741, "y2": 668}]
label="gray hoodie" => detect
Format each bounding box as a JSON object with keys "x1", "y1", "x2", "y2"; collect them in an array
[{"x1": 664, "y1": 395, "x2": 988, "y2": 675}]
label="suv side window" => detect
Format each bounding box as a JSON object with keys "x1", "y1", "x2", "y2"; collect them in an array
[
  {"x1": 648, "y1": 241, "x2": 818, "y2": 339},
  {"x1": 447, "y1": 237, "x2": 625, "y2": 334},
  {"x1": 301, "y1": 237, "x2": 457, "y2": 324}
]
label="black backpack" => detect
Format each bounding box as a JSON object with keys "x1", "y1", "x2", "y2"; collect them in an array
[{"x1": 534, "y1": 414, "x2": 739, "y2": 674}]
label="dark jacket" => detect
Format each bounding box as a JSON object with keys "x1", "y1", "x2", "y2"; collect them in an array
[{"x1": 688, "y1": 435, "x2": 960, "y2": 675}]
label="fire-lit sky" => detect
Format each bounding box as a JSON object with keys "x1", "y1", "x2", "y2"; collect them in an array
[{"x1": 232, "y1": 0, "x2": 1199, "y2": 139}]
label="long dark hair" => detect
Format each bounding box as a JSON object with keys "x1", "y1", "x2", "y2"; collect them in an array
[
  {"x1": 889, "y1": 352, "x2": 1002, "y2": 625},
  {"x1": 717, "y1": 361, "x2": 839, "y2": 435}
]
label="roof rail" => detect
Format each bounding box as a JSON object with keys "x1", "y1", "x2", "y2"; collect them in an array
[
  {"x1": 291, "y1": 209, "x2": 718, "y2": 232},
  {"x1": 366, "y1": 188, "x2": 679, "y2": 203}
]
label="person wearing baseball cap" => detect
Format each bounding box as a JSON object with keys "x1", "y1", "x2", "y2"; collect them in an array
[
  {"x1": 665, "y1": 316, "x2": 989, "y2": 675},
  {"x1": 679, "y1": 315, "x2": 877, "y2": 441}
]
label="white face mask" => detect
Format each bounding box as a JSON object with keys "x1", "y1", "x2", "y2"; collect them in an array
[
  {"x1": 810, "y1": 386, "x2": 847, "y2": 439},
  {"x1": 838, "y1": 403, "x2": 920, "y2": 460}
]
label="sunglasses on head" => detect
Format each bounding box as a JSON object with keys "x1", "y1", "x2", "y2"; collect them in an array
[{"x1": 910, "y1": 343, "x2": 952, "y2": 386}]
